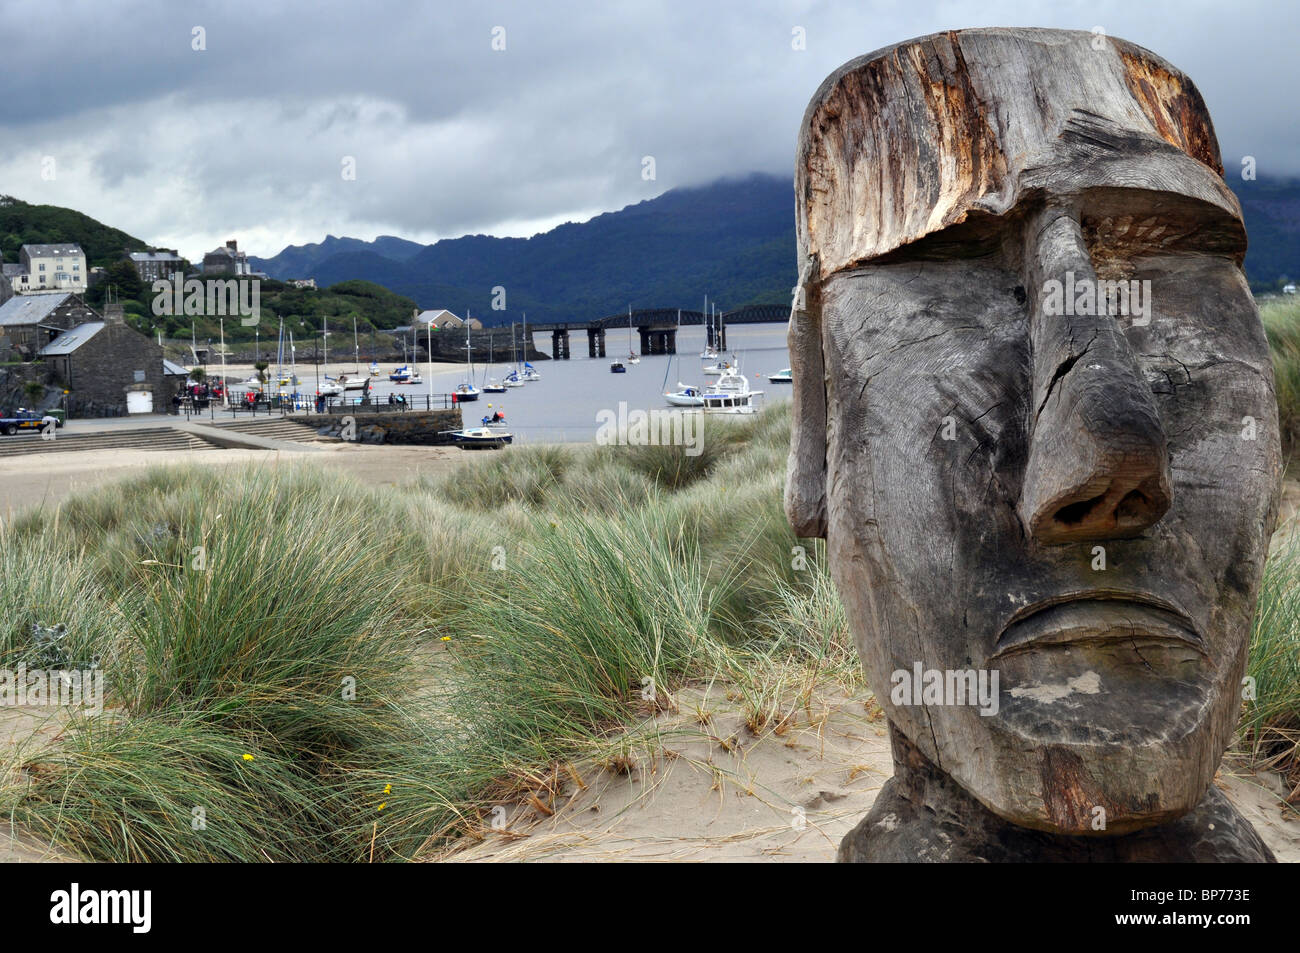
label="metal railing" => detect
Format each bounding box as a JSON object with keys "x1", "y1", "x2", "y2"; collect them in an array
[{"x1": 209, "y1": 393, "x2": 457, "y2": 418}]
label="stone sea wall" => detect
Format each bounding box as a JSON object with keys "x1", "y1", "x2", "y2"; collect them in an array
[{"x1": 311, "y1": 409, "x2": 463, "y2": 445}]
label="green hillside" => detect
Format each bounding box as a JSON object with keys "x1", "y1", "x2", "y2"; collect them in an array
[
  {"x1": 0, "y1": 194, "x2": 149, "y2": 268},
  {"x1": 91, "y1": 275, "x2": 419, "y2": 345}
]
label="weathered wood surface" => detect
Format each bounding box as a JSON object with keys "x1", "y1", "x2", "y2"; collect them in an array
[
  {"x1": 841, "y1": 727, "x2": 1276, "y2": 862},
  {"x1": 794, "y1": 27, "x2": 1241, "y2": 280},
  {"x1": 785, "y1": 28, "x2": 1282, "y2": 861}
]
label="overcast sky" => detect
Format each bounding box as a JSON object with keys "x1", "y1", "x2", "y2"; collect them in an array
[{"x1": 0, "y1": 0, "x2": 1293, "y2": 261}]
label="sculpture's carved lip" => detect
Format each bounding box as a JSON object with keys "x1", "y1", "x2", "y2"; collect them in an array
[{"x1": 992, "y1": 590, "x2": 1206, "y2": 659}]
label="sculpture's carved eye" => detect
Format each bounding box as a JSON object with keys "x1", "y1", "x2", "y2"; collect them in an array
[{"x1": 1081, "y1": 194, "x2": 1247, "y2": 266}]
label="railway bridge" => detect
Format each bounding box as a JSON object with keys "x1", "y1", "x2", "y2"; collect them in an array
[{"x1": 528, "y1": 304, "x2": 789, "y2": 358}]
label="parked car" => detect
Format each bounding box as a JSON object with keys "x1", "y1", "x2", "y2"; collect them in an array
[{"x1": 0, "y1": 408, "x2": 63, "y2": 436}]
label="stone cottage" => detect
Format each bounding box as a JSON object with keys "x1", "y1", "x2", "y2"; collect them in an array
[
  {"x1": 0, "y1": 293, "x2": 100, "y2": 359},
  {"x1": 38, "y1": 308, "x2": 175, "y2": 416}
]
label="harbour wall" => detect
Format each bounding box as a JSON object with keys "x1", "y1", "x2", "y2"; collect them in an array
[{"x1": 309, "y1": 409, "x2": 463, "y2": 445}]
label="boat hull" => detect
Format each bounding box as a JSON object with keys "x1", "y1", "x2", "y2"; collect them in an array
[
  {"x1": 451, "y1": 428, "x2": 512, "y2": 449},
  {"x1": 665, "y1": 392, "x2": 704, "y2": 407}
]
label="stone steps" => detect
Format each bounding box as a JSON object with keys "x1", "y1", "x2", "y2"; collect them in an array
[
  {"x1": 0, "y1": 427, "x2": 220, "y2": 458},
  {"x1": 212, "y1": 418, "x2": 323, "y2": 442}
]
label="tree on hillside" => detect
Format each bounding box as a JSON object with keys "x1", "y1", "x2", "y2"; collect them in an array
[{"x1": 104, "y1": 258, "x2": 144, "y2": 299}]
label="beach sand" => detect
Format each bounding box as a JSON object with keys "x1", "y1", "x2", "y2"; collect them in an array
[
  {"x1": 437, "y1": 687, "x2": 1300, "y2": 864},
  {"x1": 0, "y1": 442, "x2": 474, "y2": 517}
]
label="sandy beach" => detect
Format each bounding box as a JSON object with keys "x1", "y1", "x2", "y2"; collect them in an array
[
  {"x1": 0, "y1": 441, "x2": 475, "y2": 517},
  {"x1": 437, "y1": 687, "x2": 1300, "y2": 864}
]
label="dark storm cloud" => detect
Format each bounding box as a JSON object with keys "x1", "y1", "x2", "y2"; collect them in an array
[{"x1": 0, "y1": 0, "x2": 1292, "y2": 258}]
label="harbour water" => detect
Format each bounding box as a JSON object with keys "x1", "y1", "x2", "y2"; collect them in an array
[{"x1": 359, "y1": 322, "x2": 792, "y2": 444}]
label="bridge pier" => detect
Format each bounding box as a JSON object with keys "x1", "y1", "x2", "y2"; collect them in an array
[
  {"x1": 587, "y1": 327, "x2": 606, "y2": 357},
  {"x1": 643, "y1": 330, "x2": 674, "y2": 354},
  {"x1": 638, "y1": 328, "x2": 651, "y2": 356},
  {"x1": 551, "y1": 329, "x2": 570, "y2": 359}
]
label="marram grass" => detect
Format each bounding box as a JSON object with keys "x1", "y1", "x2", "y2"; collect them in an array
[{"x1": 2, "y1": 399, "x2": 1297, "y2": 860}]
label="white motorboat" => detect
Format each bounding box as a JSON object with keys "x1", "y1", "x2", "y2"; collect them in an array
[
  {"x1": 768, "y1": 368, "x2": 793, "y2": 383},
  {"x1": 701, "y1": 370, "x2": 763, "y2": 414},
  {"x1": 702, "y1": 358, "x2": 736, "y2": 376}
]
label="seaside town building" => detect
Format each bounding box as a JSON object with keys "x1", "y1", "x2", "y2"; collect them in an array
[
  {"x1": 0, "y1": 292, "x2": 100, "y2": 358},
  {"x1": 202, "y1": 240, "x2": 252, "y2": 275},
  {"x1": 128, "y1": 249, "x2": 185, "y2": 283},
  {"x1": 413, "y1": 309, "x2": 482, "y2": 329},
  {"x1": 0, "y1": 293, "x2": 177, "y2": 415},
  {"x1": 2, "y1": 243, "x2": 88, "y2": 294}
]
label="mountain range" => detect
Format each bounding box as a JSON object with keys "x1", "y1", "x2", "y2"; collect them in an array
[
  {"x1": 249, "y1": 174, "x2": 796, "y2": 326},
  {"x1": 4, "y1": 171, "x2": 1298, "y2": 331},
  {"x1": 250, "y1": 172, "x2": 1300, "y2": 324}
]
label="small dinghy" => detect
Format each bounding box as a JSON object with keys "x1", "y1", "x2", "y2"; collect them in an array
[
  {"x1": 664, "y1": 383, "x2": 704, "y2": 407},
  {"x1": 445, "y1": 426, "x2": 513, "y2": 449}
]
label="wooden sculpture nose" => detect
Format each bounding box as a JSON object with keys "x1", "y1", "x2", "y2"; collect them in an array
[{"x1": 1020, "y1": 206, "x2": 1171, "y2": 544}]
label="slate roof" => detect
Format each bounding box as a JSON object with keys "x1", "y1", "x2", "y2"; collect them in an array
[
  {"x1": 0, "y1": 293, "x2": 75, "y2": 327},
  {"x1": 38, "y1": 321, "x2": 104, "y2": 355},
  {"x1": 22, "y1": 244, "x2": 84, "y2": 258},
  {"x1": 130, "y1": 251, "x2": 183, "y2": 263}
]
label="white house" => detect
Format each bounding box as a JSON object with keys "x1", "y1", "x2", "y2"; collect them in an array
[
  {"x1": 415, "y1": 308, "x2": 462, "y2": 328},
  {"x1": 6, "y1": 243, "x2": 87, "y2": 294}
]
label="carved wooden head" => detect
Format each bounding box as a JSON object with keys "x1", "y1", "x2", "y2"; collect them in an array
[{"x1": 787, "y1": 28, "x2": 1281, "y2": 834}]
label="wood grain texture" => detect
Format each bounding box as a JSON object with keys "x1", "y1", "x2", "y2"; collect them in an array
[{"x1": 786, "y1": 28, "x2": 1283, "y2": 862}]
